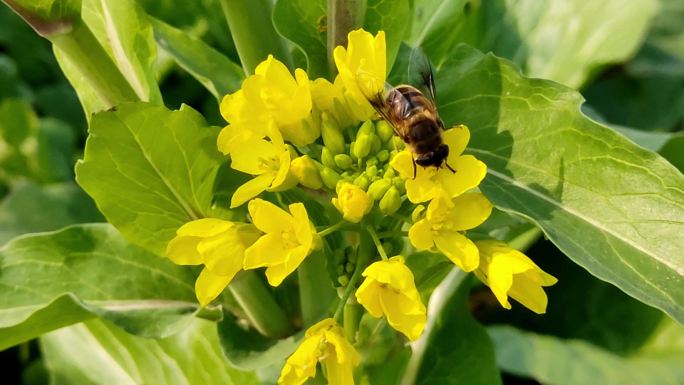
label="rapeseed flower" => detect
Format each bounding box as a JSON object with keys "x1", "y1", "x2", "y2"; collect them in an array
[{"x1": 332, "y1": 183, "x2": 373, "y2": 223}]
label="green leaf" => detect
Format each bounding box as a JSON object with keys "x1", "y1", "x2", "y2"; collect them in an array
[
  {"x1": 81, "y1": 0, "x2": 162, "y2": 104},
  {"x1": 3, "y1": 0, "x2": 81, "y2": 21},
  {"x1": 41, "y1": 318, "x2": 259, "y2": 385},
  {"x1": 364, "y1": 0, "x2": 410, "y2": 72},
  {"x1": 0, "y1": 224, "x2": 211, "y2": 350},
  {"x1": 0, "y1": 180, "x2": 102, "y2": 245},
  {"x1": 434, "y1": 45, "x2": 684, "y2": 323},
  {"x1": 489, "y1": 320, "x2": 684, "y2": 385},
  {"x1": 151, "y1": 17, "x2": 244, "y2": 100},
  {"x1": 410, "y1": 0, "x2": 658, "y2": 87},
  {"x1": 401, "y1": 271, "x2": 502, "y2": 385},
  {"x1": 272, "y1": 0, "x2": 327, "y2": 79},
  {"x1": 75, "y1": 102, "x2": 230, "y2": 256}
]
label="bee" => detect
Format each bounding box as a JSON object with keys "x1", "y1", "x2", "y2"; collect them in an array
[{"x1": 361, "y1": 50, "x2": 455, "y2": 178}]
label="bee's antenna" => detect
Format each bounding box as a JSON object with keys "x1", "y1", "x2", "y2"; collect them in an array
[
  {"x1": 444, "y1": 162, "x2": 456, "y2": 174},
  {"x1": 412, "y1": 158, "x2": 417, "y2": 179}
]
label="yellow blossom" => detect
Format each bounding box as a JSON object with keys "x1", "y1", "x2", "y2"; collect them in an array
[
  {"x1": 334, "y1": 29, "x2": 387, "y2": 121},
  {"x1": 243, "y1": 199, "x2": 320, "y2": 286},
  {"x1": 332, "y1": 183, "x2": 373, "y2": 223},
  {"x1": 355, "y1": 256, "x2": 426, "y2": 340},
  {"x1": 409, "y1": 193, "x2": 492, "y2": 271},
  {"x1": 223, "y1": 121, "x2": 297, "y2": 208},
  {"x1": 311, "y1": 76, "x2": 357, "y2": 129},
  {"x1": 220, "y1": 55, "x2": 319, "y2": 146},
  {"x1": 279, "y1": 318, "x2": 359, "y2": 385},
  {"x1": 291, "y1": 155, "x2": 323, "y2": 189},
  {"x1": 474, "y1": 240, "x2": 558, "y2": 314},
  {"x1": 391, "y1": 125, "x2": 487, "y2": 203},
  {"x1": 166, "y1": 218, "x2": 260, "y2": 306}
]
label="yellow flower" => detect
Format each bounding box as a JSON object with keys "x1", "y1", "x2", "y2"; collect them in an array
[
  {"x1": 474, "y1": 240, "x2": 558, "y2": 314},
  {"x1": 223, "y1": 121, "x2": 297, "y2": 208},
  {"x1": 279, "y1": 318, "x2": 359, "y2": 385},
  {"x1": 408, "y1": 193, "x2": 492, "y2": 271},
  {"x1": 391, "y1": 125, "x2": 487, "y2": 203},
  {"x1": 355, "y1": 256, "x2": 426, "y2": 341},
  {"x1": 243, "y1": 199, "x2": 320, "y2": 286},
  {"x1": 311, "y1": 76, "x2": 357, "y2": 129},
  {"x1": 334, "y1": 29, "x2": 387, "y2": 121},
  {"x1": 220, "y1": 55, "x2": 319, "y2": 146},
  {"x1": 332, "y1": 183, "x2": 373, "y2": 223},
  {"x1": 166, "y1": 218, "x2": 261, "y2": 306},
  {"x1": 290, "y1": 155, "x2": 323, "y2": 189}
]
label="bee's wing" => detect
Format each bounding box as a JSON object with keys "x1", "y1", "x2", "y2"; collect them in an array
[
  {"x1": 356, "y1": 70, "x2": 411, "y2": 140},
  {"x1": 407, "y1": 47, "x2": 437, "y2": 106}
]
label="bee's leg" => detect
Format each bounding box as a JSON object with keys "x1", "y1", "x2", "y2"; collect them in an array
[
  {"x1": 444, "y1": 162, "x2": 456, "y2": 174},
  {"x1": 412, "y1": 158, "x2": 417, "y2": 179}
]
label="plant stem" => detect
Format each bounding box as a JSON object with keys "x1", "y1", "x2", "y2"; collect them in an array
[
  {"x1": 298, "y1": 251, "x2": 336, "y2": 326},
  {"x1": 317, "y1": 220, "x2": 347, "y2": 237},
  {"x1": 218, "y1": 0, "x2": 292, "y2": 75},
  {"x1": 229, "y1": 271, "x2": 293, "y2": 339},
  {"x1": 366, "y1": 225, "x2": 389, "y2": 260},
  {"x1": 378, "y1": 230, "x2": 408, "y2": 238},
  {"x1": 343, "y1": 301, "x2": 362, "y2": 340},
  {"x1": 333, "y1": 230, "x2": 373, "y2": 322},
  {"x1": 326, "y1": 0, "x2": 366, "y2": 74}
]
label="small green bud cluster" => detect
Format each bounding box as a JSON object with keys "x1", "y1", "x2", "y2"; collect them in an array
[
  {"x1": 333, "y1": 246, "x2": 359, "y2": 287},
  {"x1": 310, "y1": 116, "x2": 405, "y2": 216}
]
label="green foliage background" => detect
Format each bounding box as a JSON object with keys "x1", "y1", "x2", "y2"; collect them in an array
[{"x1": 0, "y1": 0, "x2": 682, "y2": 384}]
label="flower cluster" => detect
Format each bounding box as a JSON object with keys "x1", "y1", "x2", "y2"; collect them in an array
[{"x1": 165, "y1": 28, "x2": 557, "y2": 385}]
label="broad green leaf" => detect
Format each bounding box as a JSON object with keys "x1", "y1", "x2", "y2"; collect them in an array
[
  {"x1": 489, "y1": 320, "x2": 684, "y2": 385},
  {"x1": 0, "y1": 180, "x2": 102, "y2": 245},
  {"x1": 3, "y1": 0, "x2": 81, "y2": 21},
  {"x1": 272, "y1": 0, "x2": 327, "y2": 79},
  {"x1": 401, "y1": 271, "x2": 502, "y2": 385},
  {"x1": 0, "y1": 224, "x2": 211, "y2": 350},
  {"x1": 41, "y1": 318, "x2": 258, "y2": 385},
  {"x1": 151, "y1": 17, "x2": 244, "y2": 100},
  {"x1": 75, "y1": 102, "x2": 230, "y2": 256},
  {"x1": 410, "y1": 0, "x2": 658, "y2": 88},
  {"x1": 364, "y1": 0, "x2": 410, "y2": 72},
  {"x1": 434, "y1": 45, "x2": 684, "y2": 323},
  {"x1": 80, "y1": 0, "x2": 161, "y2": 103}
]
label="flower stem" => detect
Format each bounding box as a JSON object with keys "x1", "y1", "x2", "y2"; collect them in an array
[
  {"x1": 218, "y1": 0, "x2": 292, "y2": 75},
  {"x1": 378, "y1": 230, "x2": 408, "y2": 238},
  {"x1": 333, "y1": 230, "x2": 373, "y2": 322},
  {"x1": 326, "y1": 0, "x2": 366, "y2": 75},
  {"x1": 317, "y1": 220, "x2": 347, "y2": 237},
  {"x1": 366, "y1": 225, "x2": 389, "y2": 260},
  {"x1": 343, "y1": 301, "x2": 362, "y2": 340},
  {"x1": 229, "y1": 271, "x2": 293, "y2": 339}
]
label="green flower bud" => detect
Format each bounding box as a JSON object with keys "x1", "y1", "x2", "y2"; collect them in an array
[
  {"x1": 353, "y1": 134, "x2": 372, "y2": 160},
  {"x1": 379, "y1": 186, "x2": 402, "y2": 215},
  {"x1": 383, "y1": 167, "x2": 396, "y2": 179},
  {"x1": 353, "y1": 174, "x2": 370, "y2": 190},
  {"x1": 377, "y1": 149, "x2": 390, "y2": 162},
  {"x1": 392, "y1": 176, "x2": 405, "y2": 193},
  {"x1": 367, "y1": 178, "x2": 392, "y2": 201},
  {"x1": 321, "y1": 147, "x2": 337, "y2": 169},
  {"x1": 412, "y1": 205, "x2": 426, "y2": 223},
  {"x1": 346, "y1": 247, "x2": 358, "y2": 262},
  {"x1": 334, "y1": 153, "x2": 354, "y2": 170},
  {"x1": 366, "y1": 157, "x2": 378, "y2": 166},
  {"x1": 389, "y1": 136, "x2": 404, "y2": 151},
  {"x1": 337, "y1": 263, "x2": 345, "y2": 276},
  {"x1": 376, "y1": 120, "x2": 394, "y2": 143},
  {"x1": 345, "y1": 262, "x2": 355, "y2": 274},
  {"x1": 321, "y1": 112, "x2": 346, "y2": 154},
  {"x1": 370, "y1": 134, "x2": 382, "y2": 154},
  {"x1": 366, "y1": 165, "x2": 378, "y2": 178},
  {"x1": 349, "y1": 140, "x2": 357, "y2": 161},
  {"x1": 338, "y1": 275, "x2": 350, "y2": 286},
  {"x1": 290, "y1": 155, "x2": 323, "y2": 189},
  {"x1": 321, "y1": 167, "x2": 342, "y2": 189},
  {"x1": 358, "y1": 120, "x2": 375, "y2": 136}
]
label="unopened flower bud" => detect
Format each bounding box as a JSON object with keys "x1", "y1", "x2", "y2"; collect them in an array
[
  {"x1": 379, "y1": 186, "x2": 402, "y2": 215},
  {"x1": 321, "y1": 167, "x2": 342, "y2": 189},
  {"x1": 358, "y1": 120, "x2": 375, "y2": 136},
  {"x1": 353, "y1": 174, "x2": 370, "y2": 190},
  {"x1": 321, "y1": 147, "x2": 337, "y2": 169},
  {"x1": 392, "y1": 176, "x2": 405, "y2": 193},
  {"x1": 389, "y1": 136, "x2": 404, "y2": 151},
  {"x1": 321, "y1": 112, "x2": 346, "y2": 155},
  {"x1": 334, "y1": 154, "x2": 354, "y2": 170},
  {"x1": 377, "y1": 149, "x2": 389, "y2": 162},
  {"x1": 411, "y1": 205, "x2": 425, "y2": 223},
  {"x1": 353, "y1": 134, "x2": 372, "y2": 160},
  {"x1": 332, "y1": 183, "x2": 372, "y2": 223},
  {"x1": 366, "y1": 157, "x2": 378, "y2": 166},
  {"x1": 367, "y1": 179, "x2": 392, "y2": 201},
  {"x1": 366, "y1": 165, "x2": 378, "y2": 178},
  {"x1": 345, "y1": 262, "x2": 355, "y2": 273},
  {"x1": 383, "y1": 167, "x2": 396, "y2": 179},
  {"x1": 370, "y1": 134, "x2": 382, "y2": 153},
  {"x1": 338, "y1": 275, "x2": 350, "y2": 286},
  {"x1": 376, "y1": 120, "x2": 394, "y2": 143},
  {"x1": 291, "y1": 155, "x2": 323, "y2": 189}
]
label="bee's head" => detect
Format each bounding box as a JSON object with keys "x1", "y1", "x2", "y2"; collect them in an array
[{"x1": 415, "y1": 144, "x2": 449, "y2": 168}]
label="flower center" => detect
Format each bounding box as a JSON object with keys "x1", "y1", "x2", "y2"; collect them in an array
[
  {"x1": 259, "y1": 155, "x2": 280, "y2": 172},
  {"x1": 281, "y1": 230, "x2": 299, "y2": 249}
]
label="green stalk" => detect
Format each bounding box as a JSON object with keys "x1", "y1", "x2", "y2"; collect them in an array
[
  {"x1": 326, "y1": 0, "x2": 366, "y2": 74},
  {"x1": 229, "y1": 271, "x2": 294, "y2": 339},
  {"x1": 298, "y1": 251, "x2": 336, "y2": 326},
  {"x1": 333, "y1": 230, "x2": 373, "y2": 322},
  {"x1": 218, "y1": 0, "x2": 292, "y2": 75},
  {"x1": 343, "y1": 301, "x2": 362, "y2": 340},
  {"x1": 3, "y1": 0, "x2": 138, "y2": 108}
]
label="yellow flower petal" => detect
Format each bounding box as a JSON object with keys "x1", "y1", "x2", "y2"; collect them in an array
[
  {"x1": 230, "y1": 173, "x2": 275, "y2": 208},
  {"x1": 278, "y1": 334, "x2": 322, "y2": 385},
  {"x1": 165, "y1": 236, "x2": 203, "y2": 265},
  {"x1": 176, "y1": 218, "x2": 234, "y2": 237},
  {"x1": 438, "y1": 192, "x2": 493, "y2": 231},
  {"x1": 437, "y1": 155, "x2": 487, "y2": 198},
  {"x1": 355, "y1": 279, "x2": 384, "y2": 317},
  {"x1": 195, "y1": 267, "x2": 234, "y2": 306},
  {"x1": 332, "y1": 183, "x2": 373, "y2": 223},
  {"x1": 433, "y1": 231, "x2": 479, "y2": 272},
  {"x1": 379, "y1": 289, "x2": 426, "y2": 341},
  {"x1": 408, "y1": 219, "x2": 434, "y2": 251},
  {"x1": 443, "y1": 125, "x2": 470, "y2": 158},
  {"x1": 243, "y1": 232, "x2": 288, "y2": 269},
  {"x1": 248, "y1": 198, "x2": 293, "y2": 233}
]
